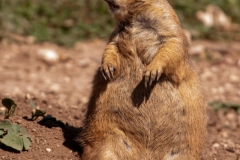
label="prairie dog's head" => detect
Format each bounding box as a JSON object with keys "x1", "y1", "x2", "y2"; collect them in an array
[{"x1": 104, "y1": 0, "x2": 145, "y2": 21}]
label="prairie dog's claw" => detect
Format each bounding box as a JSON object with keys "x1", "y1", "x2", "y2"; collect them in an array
[
  {"x1": 101, "y1": 63, "x2": 117, "y2": 80},
  {"x1": 144, "y1": 68, "x2": 162, "y2": 87}
]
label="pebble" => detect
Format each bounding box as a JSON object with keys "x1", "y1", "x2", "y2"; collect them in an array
[
  {"x1": 78, "y1": 58, "x2": 90, "y2": 67},
  {"x1": 229, "y1": 74, "x2": 239, "y2": 83},
  {"x1": 37, "y1": 49, "x2": 59, "y2": 64},
  {"x1": 73, "y1": 152, "x2": 79, "y2": 156},
  {"x1": 213, "y1": 143, "x2": 220, "y2": 148},
  {"x1": 0, "y1": 107, "x2": 6, "y2": 112},
  {"x1": 226, "y1": 112, "x2": 236, "y2": 121},
  {"x1": 224, "y1": 140, "x2": 235, "y2": 152},
  {"x1": 211, "y1": 66, "x2": 219, "y2": 72},
  {"x1": 16, "y1": 119, "x2": 22, "y2": 124},
  {"x1": 236, "y1": 149, "x2": 240, "y2": 155},
  {"x1": 200, "y1": 70, "x2": 212, "y2": 80},
  {"x1": 50, "y1": 83, "x2": 61, "y2": 92},
  {"x1": 80, "y1": 96, "x2": 88, "y2": 104},
  {"x1": 46, "y1": 148, "x2": 52, "y2": 153},
  {"x1": 224, "y1": 83, "x2": 233, "y2": 90},
  {"x1": 220, "y1": 130, "x2": 229, "y2": 138},
  {"x1": 25, "y1": 93, "x2": 31, "y2": 100},
  {"x1": 189, "y1": 44, "x2": 205, "y2": 55},
  {"x1": 225, "y1": 57, "x2": 234, "y2": 65},
  {"x1": 35, "y1": 138, "x2": 40, "y2": 144},
  {"x1": 64, "y1": 76, "x2": 70, "y2": 83}
]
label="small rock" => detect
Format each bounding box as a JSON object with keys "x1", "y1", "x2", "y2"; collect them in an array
[
  {"x1": 46, "y1": 148, "x2": 52, "y2": 153},
  {"x1": 80, "y1": 96, "x2": 88, "y2": 104},
  {"x1": 196, "y1": 4, "x2": 231, "y2": 29},
  {"x1": 225, "y1": 57, "x2": 234, "y2": 65},
  {"x1": 226, "y1": 112, "x2": 236, "y2": 121},
  {"x1": 213, "y1": 143, "x2": 220, "y2": 148},
  {"x1": 65, "y1": 63, "x2": 73, "y2": 69},
  {"x1": 40, "y1": 92, "x2": 47, "y2": 99},
  {"x1": 35, "y1": 138, "x2": 40, "y2": 144},
  {"x1": 25, "y1": 93, "x2": 31, "y2": 100},
  {"x1": 220, "y1": 130, "x2": 229, "y2": 138},
  {"x1": 78, "y1": 58, "x2": 90, "y2": 67},
  {"x1": 64, "y1": 76, "x2": 70, "y2": 83},
  {"x1": 227, "y1": 140, "x2": 235, "y2": 149},
  {"x1": 200, "y1": 70, "x2": 213, "y2": 80},
  {"x1": 26, "y1": 36, "x2": 35, "y2": 44},
  {"x1": 230, "y1": 74, "x2": 239, "y2": 83},
  {"x1": 37, "y1": 49, "x2": 59, "y2": 64},
  {"x1": 236, "y1": 149, "x2": 240, "y2": 155},
  {"x1": 73, "y1": 151, "x2": 79, "y2": 156},
  {"x1": 50, "y1": 83, "x2": 61, "y2": 92},
  {"x1": 217, "y1": 87, "x2": 225, "y2": 93},
  {"x1": 71, "y1": 105, "x2": 77, "y2": 109},
  {"x1": 211, "y1": 66, "x2": 219, "y2": 72},
  {"x1": 224, "y1": 140, "x2": 235, "y2": 153},
  {"x1": 13, "y1": 87, "x2": 22, "y2": 95},
  {"x1": 0, "y1": 107, "x2": 6, "y2": 112},
  {"x1": 224, "y1": 83, "x2": 233, "y2": 90},
  {"x1": 16, "y1": 119, "x2": 22, "y2": 124},
  {"x1": 189, "y1": 44, "x2": 205, "y2": 55}
]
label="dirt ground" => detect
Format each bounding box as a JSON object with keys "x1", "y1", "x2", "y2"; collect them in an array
[{"x1": 0, "y1": 38, "x2": 240, "y2": 160}]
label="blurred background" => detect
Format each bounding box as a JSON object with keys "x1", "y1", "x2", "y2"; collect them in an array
[
  {"x1": 0, "y1": 0, "x2": 240, "y2": 159},
  {"x1": 0, "y1": 0, "x2": 239, "y2": 46}
]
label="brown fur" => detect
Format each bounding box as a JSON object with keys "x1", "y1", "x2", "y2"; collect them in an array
[{"x1": 79, "y1": 0, "x2": 206, "y2": 159}]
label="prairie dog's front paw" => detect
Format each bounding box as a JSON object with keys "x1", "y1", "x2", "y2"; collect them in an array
[
  {"x1": 100, "y1": 61, "x2": 118, "y2": 81},
  {"x1": 144, "y1": 64, "x2": 163, "y2": 87}
]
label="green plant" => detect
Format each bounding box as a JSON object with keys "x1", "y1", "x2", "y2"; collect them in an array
[
  {"x1": 2, "y1": 98, "x2": 17, "y2": 119},
  {"x1": 28, "y1": 100, "x2": 63, "y2": 127},
  {"x1": 0, "y1": 98, "x2": 31, "y2": 151},
  {"x1": 0, "y1": 120, "x2": 31, "y2": 151},
  {"x1": 209, "y1": 101, "x2": 240, "y2": 114},
  {"x1": 29, "y1": 100, "x2": 46, "y2": 120}
]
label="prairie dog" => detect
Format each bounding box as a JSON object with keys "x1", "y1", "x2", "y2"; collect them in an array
[{"x1": 80, "y1": 0, "x2": 206, "y2": 159}]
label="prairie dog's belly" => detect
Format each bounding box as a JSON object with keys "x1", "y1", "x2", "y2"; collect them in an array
[{"x1": 98, "y1": 74, "x2": 186, "y2": 146}]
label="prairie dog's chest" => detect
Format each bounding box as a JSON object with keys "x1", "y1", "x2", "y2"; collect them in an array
[{"x1": 117, "y1": 23, "x2": 162, "y2": 64}]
